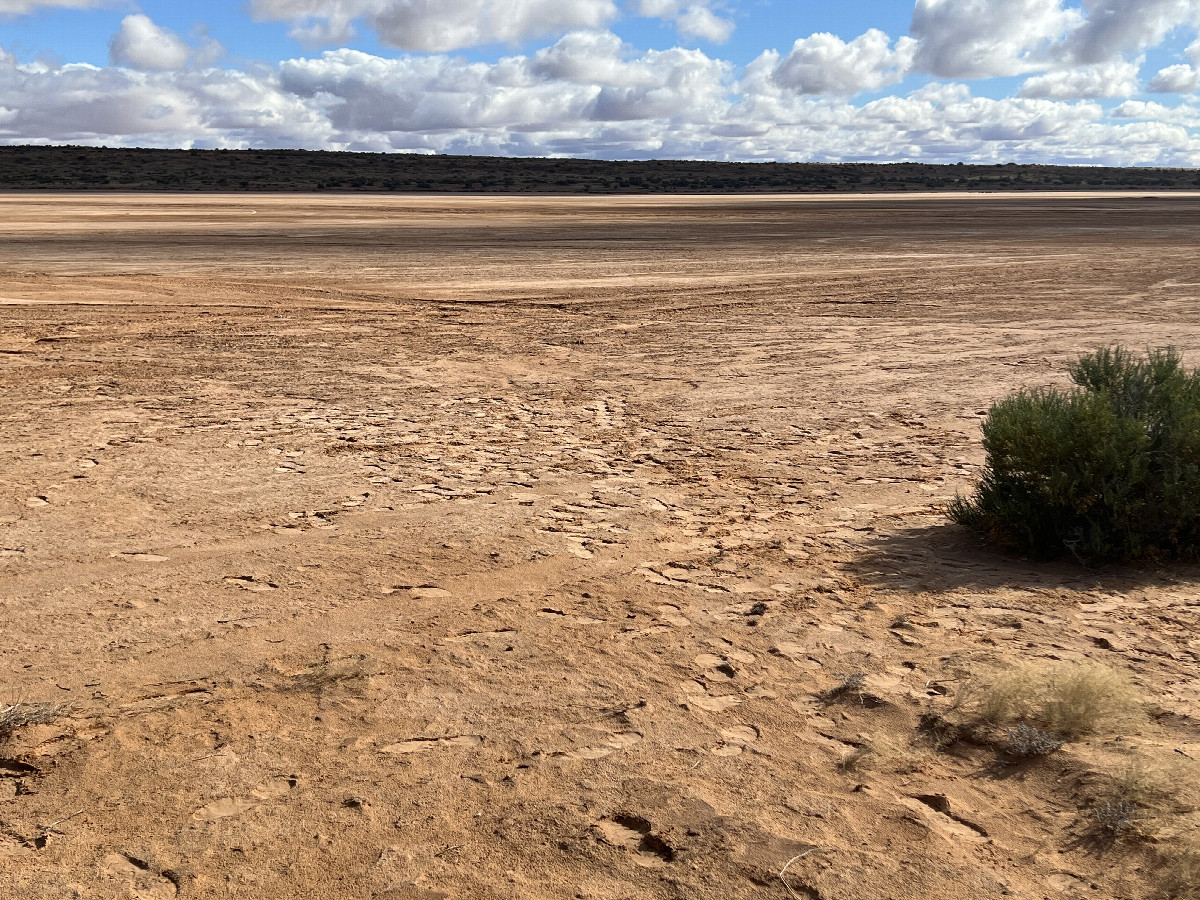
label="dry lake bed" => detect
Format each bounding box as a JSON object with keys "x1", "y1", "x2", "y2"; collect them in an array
[{"x1": 2, "y1": 192, "x2": 1200, "y2": 899}]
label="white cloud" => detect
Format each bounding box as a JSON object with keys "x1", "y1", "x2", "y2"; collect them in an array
[
  {"x1": 911, "y1": 0, "x2": 1200, "y2": 81},
  {"x1": 0, "y1": 53, "x2": 330, "y2": 147},
  {"x1": 277, "y1": 34, "x2": 732, "y2": 135},
  {"x1": 3, "y1": 12, "x2": 1200, "y2": 166},
  {"x1": 1063, "y1": 0, "x2": 1199, "y2": 66},
  {"x1": 1148, "y1": 63, "x2": 1199, "y2": 93},
  {"x1": 109, "y1": 15, "x2": 190, "y2": 72},
  {"x1": 0, "y1": 0, "x2": 100, "y2": 14},
  {"x1": 675, "y1": 6, "x2": 733, "y2": 43},
  {"x1": 911, "y1": 0, "x2": 1083, "y2": 78},
  {"x1": 1018, "y1": 59, "x2": 1140, "y2": 97},
  {"x1": 632, "y1": 0, "x2": 734, "y2": 43},
  {"x1": 769, "y1": 29, "x2": 916, "y2": 95},
  {"x1": 251, "y1": 0, "x2": 618, "y2": 51}
]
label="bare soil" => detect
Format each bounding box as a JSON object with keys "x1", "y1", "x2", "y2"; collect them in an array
[{"x1": 2, "y1": 192, "x2": 1200, "y2": 899}]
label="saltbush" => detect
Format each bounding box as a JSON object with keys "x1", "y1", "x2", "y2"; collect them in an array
[{"x1": 950, "y1": 347, "x2": 1200, "y2": 561}]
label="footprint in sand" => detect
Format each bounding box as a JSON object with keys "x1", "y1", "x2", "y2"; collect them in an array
[
  {"x1": 657, "y1": 604, "x2": 691, "y2": 627},
  {"x1": 192, "y1": 776, "x2": 298, "y2": 821},
  {"x1": 564, "y1": 731, "x2": 643, "y2": 760},
  {"x1": 380, "y1": 735, "x2": 483, "y2": 755},
  {"x1": 224, "y1": 574, "x2": 277, "y2": 591},
  {"x1": 111, "y1": 551, "x2": 169, "y2": 562},
  {"x1": 100, "y1": 852, "x2": 177, "y2": 899},
  {"x1": 694, "y1": 646, "x2": 755, "y2": 680},
  {"x1": 593, "y1": 814, "x2": 675, "y2": 867},
  {"x1": 712, "y1": 725, "x2": 761, "y2": 756},
  {"x1": 680, "y1": 681, "x2": 744, "y2": 712}
]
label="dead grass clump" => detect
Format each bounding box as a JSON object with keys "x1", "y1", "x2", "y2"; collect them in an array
[
  {"x1": 820, "y1": 673, "x2": 866, "y2": 705},
  {"x1": 979, "y1": 662, "x2": 1141, "y2": 738},
  {"x1": 837, "y1": 744, "x2": 875, "y2": 774},
  {"x1": 1109, "y1": 762, "x2": 1171, "y2": 809},
  {"x1": 1158, "y1": 837, "x2": 1200, "y2": 899},
  {"x1": 0, "y1": 702, "x2": 67, "y2": 740}
]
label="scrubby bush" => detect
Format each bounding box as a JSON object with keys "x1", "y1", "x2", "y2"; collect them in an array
[
  {"x1": 1005, "y1": 723, "x2": 1064, "y2": 758},
  {"x1": 950, "y1": 347, "x2": 1200, "y2": 561}
]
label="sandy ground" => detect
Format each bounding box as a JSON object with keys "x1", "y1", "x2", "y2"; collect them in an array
[{"x1": 2, "y1": 192, "x2": 1200, "y2": 899}]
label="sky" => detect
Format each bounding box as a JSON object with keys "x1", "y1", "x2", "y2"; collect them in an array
[{"x1": 0, "y1": 0, "x2": 1198, "y2": 164}]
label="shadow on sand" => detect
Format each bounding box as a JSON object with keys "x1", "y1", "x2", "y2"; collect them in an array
[{"x1": 841, "y1": 522, "x2": 1196, "y2": 594}]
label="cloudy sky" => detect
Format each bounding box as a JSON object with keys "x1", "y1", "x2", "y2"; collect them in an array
[{"x1": 1, "y1": 0, "x2": 1198, "y2": 164}]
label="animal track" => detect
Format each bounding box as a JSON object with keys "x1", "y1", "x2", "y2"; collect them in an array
[{"x1": 594, "y1": 814, "x2": 676, "y2": 867}]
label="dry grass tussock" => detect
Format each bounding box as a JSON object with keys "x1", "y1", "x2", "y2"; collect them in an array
[
  {"x1": 1159, "y1": 838, "x2": 1200, "y2": 899},
  {"x1": 0, "y1": 701, "x2": 68, "y2": 739},
  {"x1": 977, "y1": 662, "x2": 1142, "y2": 739}
]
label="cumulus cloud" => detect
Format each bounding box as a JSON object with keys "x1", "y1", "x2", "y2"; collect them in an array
[
  {"x1": 1148, "y1": 63, "x2": 1199, "y2": 93},
  {"x1": 1, "y1": 46, "x2": 1197, "y2": 165},
  {"x1": 632, "y1": 0, "x2": 734, "y2": 43},
  {"x1": 0, "y1": 54, "x2": 330, "y2": 147},
  {"x1": 674, "y1": 6, "x2": 734, "y2": 43},
  {"x1": 911, "y1": 0, "x2": 1083, "y2": 78},
  {"x1": 1062, "y1": 0, "x2": 1199, "y2": 65},
  {"x1": 251, "y1": 0, "x2": 618, "y2": 51},
  {"x1": 0, "y1": 0, "x2": 100, "y2": 14},
  {"x1": 4, "y1": 5, "x2": 1200, "y2": 165},
  {"x1": 109, "y1": 15, "x2": 191, "y2": 72},
  {"x1": 769, "y1": 29, "x2": 916, "y2": 95},
  {"x1": 912, "y1": 0, "x2": 1200, "y2": 82},
  {"x1": 1018, "y1": 59, "x2": 1140, "y2": 97},
  {"x1": 278, "y1": 33, "x2": 731, "y2": 135}
]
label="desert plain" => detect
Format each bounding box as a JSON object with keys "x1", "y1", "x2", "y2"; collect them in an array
[{"x1": 2, "y1": 191, "x2": 1200, "y2": 899}]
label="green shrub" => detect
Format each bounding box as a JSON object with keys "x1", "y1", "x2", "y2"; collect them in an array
[{"x1": 950, "y1": 347, "x2": 1200, "y2": 561}]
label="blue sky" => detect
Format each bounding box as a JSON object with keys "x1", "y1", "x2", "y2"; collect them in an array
[
  {"x1": 0, "y1": 0, "x2": 1198, "y2": 164},
  {"x1": 4, "y1": 1, "x2": 915, "y2": 69}
]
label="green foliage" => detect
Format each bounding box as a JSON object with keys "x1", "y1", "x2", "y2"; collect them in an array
[
  {"x1": 950, "y1": 347, "x2": 1200, "y2": 561},
  {"x1": 2, "y1": 147, "x2": 1200, "y2": 194}
]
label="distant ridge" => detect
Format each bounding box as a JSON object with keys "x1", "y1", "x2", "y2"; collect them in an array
[{"x1": 1, "y1": 146, "x2": 1197, "y2": 193}]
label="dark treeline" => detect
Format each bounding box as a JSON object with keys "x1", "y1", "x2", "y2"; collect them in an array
[{"x1": 2, "y1": 145, "x2": 1198, "y2": 193}]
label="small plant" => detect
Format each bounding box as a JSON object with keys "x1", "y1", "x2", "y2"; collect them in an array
[
  {"x1": 0, "y1": 702, "x2": 66, "y2": 740},
  {"x1": 820, "y1": 673, "x2": 877, "y2": 706},
  {"x1": 1005, "y1": 723, "x2": 1063, "y2": 758},
  {"x1": 837, "y1": 743, "x2": 875, "y2": 774},
  {"x1": 950, "y1": 346, "x2": 1200, "y2": 561},
  {"x1": 978, "y1": 662, "x2": 1140, "y2": 739},
  {"x1": 1093, "y1": 798, "x2": 1145, "y2": 838}
]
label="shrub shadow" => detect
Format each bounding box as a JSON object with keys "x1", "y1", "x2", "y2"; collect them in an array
[{"x1": 843, "y1": 522, "x2": 1196, "y2": 594}]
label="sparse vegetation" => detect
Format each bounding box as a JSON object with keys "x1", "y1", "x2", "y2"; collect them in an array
[
  {"x1": 1160, "y1": 839, "x2": 1200, "y2": 899},
  {"x1": 3, "y1": 147, "x2": 1200, "y2": 194},
  {"x1": 1005, "y1": 723, "x2": 1064, "y2": 758},
  {"x1": 1092, "y1": 798, "x2": 1145, "y2": 838},
  {"x1": 821, "y1": 673, "x2": 866, "y2": 704},
  {"x1": 837, "y1": 743, "x2": 875, "y2": 774},
  {"x1": 0, "y1": 701, "x2": 67, "y2": 740},
  {"x1": 978, "y1": 662, "x2": 1141, "y2": 739},
  {"x1": 950, "y1": 347, "x2": 1200, "y2": 561},
  {"x1": 819, "y1": 673, "x2": 886, "y2": 708}
]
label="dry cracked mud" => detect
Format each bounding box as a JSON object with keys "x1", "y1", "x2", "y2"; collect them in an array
[{"x1": 2, "y1": 192, "x2": 1200, "y2": 899}]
